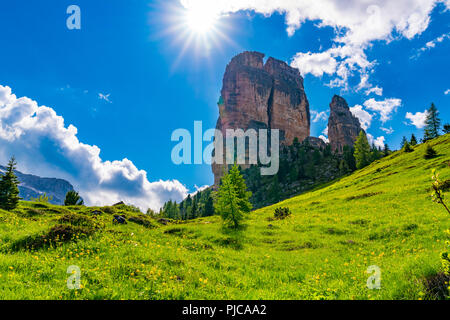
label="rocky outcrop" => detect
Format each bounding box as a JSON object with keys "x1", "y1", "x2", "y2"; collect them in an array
[
  {"x1": 304, "y1": 136, "x2": 327, "y2": 149},
  {"x1": 0, "y1": 165, "x2": 74, "y2": 205},
  {"x1": 213, "y1": 51, "x2": 310, "y2": 185},
  {"x1": 327, "y1": 95, "x2": 363, "y2": 153}
]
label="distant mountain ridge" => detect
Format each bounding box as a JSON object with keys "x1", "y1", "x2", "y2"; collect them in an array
[{"x1": 0, "y1": 165, "x2": 74, "y2": 205}]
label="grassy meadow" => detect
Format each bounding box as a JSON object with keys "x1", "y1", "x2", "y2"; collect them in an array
[{"x1": 0, "y1": 135, "x2": 449, "y2": 300}]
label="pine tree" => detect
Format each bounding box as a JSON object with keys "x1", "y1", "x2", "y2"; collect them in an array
[
  {"x1": 444, "y1": 124, "x2": 450, "y2": 134},
  {"x1": 403, "y1": 141, "x2": 413, "y2": 153},
  {"x1": 354, "y1": 131, "x2": 371, "y2": 169},
  {"x1": 410, "y1": 134, "x2": 418, "y2": 146},
  {"x1": 401, "y1": 136, "x2": 408, "y2": 149},
  {"x1": 204, "y1": 196, "x2": 215, "y2": 217},
  {"x1": 343, "y1": 145, "x2": 356, "y2": 171},
  {"x1": 370, "y1": 143, "x2": 382, "y2": 162},
  {"x1": 424, "y1": 144, "x2": 438, "y2": 159},
  {"x1": 339, "y1": 159, "x2": 350, "y2": 175},
  {"x1": 64, "y1": 190, "x2": 84, "y2": 206},
  {"x1": 214, "y1": 164, "x2": 252, "y2": 229},
  {"x1": 423, "y1": 103, "x2": 441, "y2": 141},
  {"x1": 0, "y1": 157, "x2": 21, "y2": 211},
  {"x1": 383, "y1": 143, "x2": 390, "y2": 157}
]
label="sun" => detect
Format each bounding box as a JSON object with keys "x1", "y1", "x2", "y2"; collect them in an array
[{"x1": 185, "y1": 6, "x2": 218, "y2": 35}]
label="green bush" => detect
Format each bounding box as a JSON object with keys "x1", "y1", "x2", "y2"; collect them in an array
[
  {"x1": 274, "y1": 207, "x2": 292, "y2": 220},
  {"x1": 424, "y1": 145, "x2": 438, "y2": 159}
]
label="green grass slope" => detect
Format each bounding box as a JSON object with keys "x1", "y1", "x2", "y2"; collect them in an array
[{"x1": 0, "y1": 136, "x2": 449, "y2": 300}]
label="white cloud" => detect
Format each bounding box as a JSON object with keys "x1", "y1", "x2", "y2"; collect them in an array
[
  {"x1": 180, "y1": 0, "x2": 445, "y2": 89},
  {"x1": 363, "y1": 98, "x2": 402, "y2": 123},
  {"x1": 311, "y1": 110, "x2": 329, "y2": 123},
  {"x1": 190, "y1": 185, "x2": 210, "y2": 196},
  {"x1": 406, "y1": 110, "x2": 429, "y2": 128},
  {"x1": 367, "y1": 133, "x2": 385, "y2": 149},
  {"x1": 381, "y1": 127, "x2": 394, "y2": 134},
  {"x1": 350, "y1": 105, "x2": 373, "y2": 130},
  {"x1": 366, "y1": 86, "x2": 383, "y2": 96},
  {"x1": 445, "y1": 89, "x2": 450, "y2": 95},
  {"x1": 291, "y1": 51, "x2": 337, "y2": 77},
  {"x1": 319, "y1": 135, "x2": 329, "y2": 143},
  {"x1": 412, "y1": 32, "x2": 450, "y2": 58},
  {"x1": 322, "y1": 127, "x2": 329, "y2": 136},
  {"x1": 0, "y1": 85, "x2": 188, "y2": 211},
  {"x1": 358, "y1": 75, "x2": 383, "y2": 96}
]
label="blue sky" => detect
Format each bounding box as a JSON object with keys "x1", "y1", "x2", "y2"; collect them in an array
[{"x1": 0, "y1": 0, "x2": 449, "y2": 209}]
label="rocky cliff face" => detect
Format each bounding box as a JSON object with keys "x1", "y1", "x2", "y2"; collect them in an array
[
  {"x1": 213, "y1": 51, "x2": 310, "y2": 185},
  {"x1": 327, "y1": 95, "x2": 363, "y2": 153},
  {"x1": 0, "y1": 165, "x2": 74, "y2": 205}
]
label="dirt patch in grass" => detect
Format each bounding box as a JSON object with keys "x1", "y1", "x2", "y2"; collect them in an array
[
  {"x1": 280, "y1": 241, "x2": 319, "y2": 251},
  {"x1": 11, "y1": 224, "x2": 95, "y2": 251},
  {"x1": 325, "y1": 228, "x2": 349, "y2": 235},
  {"x1": 58, "y1": 214, "x2": 99, "y2": 229},
  {"x1": 17, "y1": 208, "x2": 45, "y2": 218},
  {"x1": 349, "y1": 218, "x2": 370, "y2": 226},
  {"x1": 164, "y1": 228, "x2": 197, "y2": 239},
  {"x1": 212, "y1": 237, "x2": 243, "y2": 250},
  {"x1": 345, "y1": 192, "x2": 383, "y2": 201},
  {"x1": 128, "y1": 216, "x2": 156, "y2": 229}
]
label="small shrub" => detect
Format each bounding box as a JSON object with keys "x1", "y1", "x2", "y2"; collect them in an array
[
  {"x1": 11, "y1": 224, "x2": 94, "y2": 251},
  {"x1": 128, "y1": 216, "x2": 156, "y2": 229},
  {"x1": 30, "y1": 193, "x2": 53, "y2": 204},
  {"x1": 102, "y1": 206, "x2": 116, "y2": 215},
  {"x1": 423, "y1": 272, "x2": 450, "y2": 300},
  {"x1": 58, "y1": 214, "x2": 99, "y2": 229},
  {"x1": 403, "y1": 142, "x2": 414, "y2": 153},
  {"x1": 64, "y1": 190, "x2": 84, "y2": 206},
  {"x1": 17, "y1": 208, "x2": 44, "y2": 218},
  {"x1": 424, "y1": 145, "x2": 438, "y2": 159},
  {"x1": 274, "y1": 207, "x2": 292, "y2": 220}
]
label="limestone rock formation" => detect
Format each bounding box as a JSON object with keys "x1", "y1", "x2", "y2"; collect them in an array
[
  {"x1": 327, "y1": 95, "x2": 363, "y2": 153},
  {"x1": 213, "y1": 51, "x2": 310, "y2": 185}
]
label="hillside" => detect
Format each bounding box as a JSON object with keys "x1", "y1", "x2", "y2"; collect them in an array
[
  {"x1": 0, "y1": 135, "x2": 449, "y2": 300},
  {"x1": 0, "y1": 165, "x2": 74, "y2": 205}
]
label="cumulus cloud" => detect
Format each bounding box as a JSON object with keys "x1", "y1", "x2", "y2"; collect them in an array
[
  {"x1": 381, "y1": 127, "x2": 394, "y2": 135},
  {"x1": 291, "y1": 51, "x2": 337, "y2": 77},
  {"x1": 190, "y1": 185, "x2": 210, "y2": 196},
  {"x1": 311, "y1": 110, "x2": 329, "y2": 123},
  {"x1": 319, "y1": 135, "x2": 329, "y2": 143},
  {"x1": 350, "y1": 105, "x2": 373, "y2": 130},
  {"x1": 406, "y1": 110, "x2": 429, "y2": 128},
  {"x1": 181, "y1": 0, "x2": 445, "y2": 89},
  {"x1": 367, "y1": 133, "x2": 385, "y2": 149},
  {"x1": 363, "y1": 98, "x2": 402, "y2": 123},
  {"x1": 366, "y1": 86, "x2": 383, "y2": 96},
  {"x1": 0, "y1": 85, "x2": 188, "y2": 211},
  {"x1": 445, "y1": 89, "x2": 450, "y2": 95}
]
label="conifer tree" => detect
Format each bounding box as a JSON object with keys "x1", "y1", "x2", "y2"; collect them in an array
[
  {"x1": 64, "y1": 190, "x2": 84, "y2": 206},
  {"x1": 0, "y1": 157, "x2": 21, "y2": 211},
  {"x1": 424, "y1": 144, "x2": 438, "y2": 159},
  {"x1": 354, "y1": 131, "x2": 371, "y2": 169},
  {"x1": 410, "y1": 134, "x2": 418, "y2": 146},
  {"x1": 401, "y1": 136, "x2": 408, "y2": 149},
  {"x1": 383, "y1": 143, "x2": 390, "y2": 157},
  {"x1": 444, "y1": 124, "x2": 450, "y2": 134},
  {"x1": 204, "y1": 196, "x2": 215, "y2": 217},
  {"x1": 423, "y1": 103, "x2": 441, "y2": 141},
  {"x1": 214, "y1": 164, "x2": 252, "y2": 229}
]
